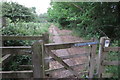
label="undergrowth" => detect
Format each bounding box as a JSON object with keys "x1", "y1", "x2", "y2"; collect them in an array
[{"x1": 1, "y1": 22, "x2": 50, "y2": 72}]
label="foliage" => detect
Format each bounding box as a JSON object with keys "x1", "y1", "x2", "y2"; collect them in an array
[
  {"x1": 3, "y1": 55, "x2": 31, "y2": 71},
  {"x1": 1, "y1": 22, "x2": 50, "y2": 71},
  {"x1": 2, "y1": 22, "x2": 50, "y2": 35},
  {"x1": 1, "y1": 22, "x2": 50, "y2": 46},
  {"x1": 47, "y1": 2, "x2": 120, "y2": 40},
  {"x1": 1, "y1": 2, "x2": 37, "y2": 22}
]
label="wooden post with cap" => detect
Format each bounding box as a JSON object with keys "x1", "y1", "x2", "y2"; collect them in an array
[
  {"x1": 32, "y1": 40, "x2": 45, "y2": 78},
  {"x1": 97, "y1": 37, "x2": 110, "y2": 78},
  {"x1": 42, "y1": 33, "x2": 49, "y2": 70}
]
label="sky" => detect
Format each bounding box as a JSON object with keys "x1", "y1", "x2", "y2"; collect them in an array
[{"x1": 4, "y1": 0, "x2": 51, "y2": 14}]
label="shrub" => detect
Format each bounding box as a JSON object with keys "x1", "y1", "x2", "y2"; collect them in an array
[{"x1": 1, "y1": 22, "x2": 50, "y2": 71}]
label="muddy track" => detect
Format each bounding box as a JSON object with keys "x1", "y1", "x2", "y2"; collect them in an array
[{"x1": 49, "y1": 24, "x2": 90, "y2": 78}]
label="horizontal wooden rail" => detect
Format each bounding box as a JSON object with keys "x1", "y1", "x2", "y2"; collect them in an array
[
  {"x1": 2, "y1": 49, "x2": 31, "y2": 55},
  {"x1": 104, "y1": 47, "x2": 120, "y2": 52},
  {"x1": 102, "y1": 73, "x2": 113, "y2": 78},
  {"x1": 1, "y1": 46, "x2": 31, "y2": 55},
  {"x1": 1, "y1": 35, "x2": 43, "y2": 40},
  {"x1": 19, "y1": 65, "x2": 33, "y2": 70},
  {"x1": 62, "y1": 71, "x2": 88, "y2": 78},
  {"x1": 45, "y1": 62, "x2": 89, "y2": 74},
  {"x1": 0, "y1": 70, "x2": 33, "y2": 78},
  {"x1": 102, "y1": 61, "x2": 120, "y2": 66},
  {"x1": 0, "y1": 46, "x2": 31, "y2": 49},
  {"x1": 45, "y1": 53, "x2": 89, "y2": 62},
  {"x1": 18, "y1": 62, "x2": 89, "y2": 74},
  {"x1": 45, "y1": 40, "x2": 93, "y2": 50},
  {"x1": 19, "y1": 65, "x2": 33, "y2": 69}
]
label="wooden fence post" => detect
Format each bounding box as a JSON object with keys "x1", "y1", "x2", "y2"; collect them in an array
[
  {"x1": 43, "y1": 33, "x2": 49, "y2": 44},
  {"x1": 43, "y1": 33, "x2": 49, "y2": 70},
  {"x1": 88, "y1": 38, "x2": 97, "y2": 78},
  {"x1": 32, "y1": 40, "x2": 45, "y2": 78},
  {"x1": 97, "y1": 37, "x2": 110, "y2": 78}
]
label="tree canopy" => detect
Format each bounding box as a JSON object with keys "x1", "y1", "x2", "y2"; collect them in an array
[
  {"x1": 47, "y1": 2, "x2": 120, "y2": 40},
  {"x1": 1, "y1": 2, "x2": 36, "y2": 22}
]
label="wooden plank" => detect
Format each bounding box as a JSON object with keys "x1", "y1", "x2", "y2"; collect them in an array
[
  {"x1": 1, "y1": 46, "x2": 31, "y2": 55},
  {"x1": 102, "y1": 61, "x2": 120, "y2": 66},
  {"x1": 18, "y1": 78, "x2": 33, "y2": 80},
  {"x1": 32, "y1": 40, "x2": 45, "y2": 78},
  {"x1": 104, "y1": 47, "x2": 120, "y2": 52},
  {"x1": 2, "y1": 49, "x2": 31, "y2": 55},
  {"x1": 62, "y1": 71, "x2": 88, "y2": 78},
  {"x1": 45, "y1": 62, "x2": 89, "y2": 74},
  {"x1": 2, "y1": 35, "x2": 43, "y2": 40},
  {"x1": 2, "y1": 54, "x2": 11, "y2": 62},
  {"x1": 19, "y1": 65, "x2": 33, "y2": 70},
  {"x1": 19, "y1": 65, "x2": 33, "y2": 68},
  {"x1": 0, "y1": 46, "x2": 31, "y2": 49},
  {"x1": 45, "y1": 40, "x2": 92, "y2": 50},
  {"x1": 97, "y1": 37, "x2": 106, "y2": 78},
  {"x1": 89, "y1": 38, "x2": 97, "y2": 78},
  {"x1": 0, "y1": 70, "x2": 33, "y2": 78},
  {"x1": 60, "y1": 53, "x2": 89, "y2": 59},
  {"x1": 45, "y1": 53, "x2": 89, "y2": 63},
  {"x1": 18, "y1": 63, "x2": 88, "y2": 74},
  {"x1": 18, "y1": 62, "x2": 89, "y2": 74},
  {"x1": 2, "y1": 54, "x2": 13, "y2": 66},
  {"x1": 102, "y1": 73, "x2": 113, "y2": 78},
  {"x1": 46, "y1": 48, "x2": 81, "y2": 78}
]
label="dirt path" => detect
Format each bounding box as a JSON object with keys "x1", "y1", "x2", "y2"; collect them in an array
[{"x1": 49, "y1": 24, "x2": 90, "y2": 78}]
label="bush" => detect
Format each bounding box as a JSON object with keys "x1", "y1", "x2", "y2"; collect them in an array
[
  {"x1": 1, "y1": 22, "x2": 50, "y2": 71},
  {"x1": 58, "y1": 17, "x2": 70, "y2": 28}
]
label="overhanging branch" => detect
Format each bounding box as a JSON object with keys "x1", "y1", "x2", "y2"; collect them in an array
[{"x1": 71, "y1": 3, "x2": 84, "y2": 12}]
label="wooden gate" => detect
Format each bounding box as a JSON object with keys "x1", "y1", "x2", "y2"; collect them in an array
[
  {"x1": 0, "y1": 33, "x2": 49, "y2": 79},
  {"x1": 1, "y1": 35, "x2": 118, "y2": 78},
  {"x1": 44, "y1": 38, "x2": 98, "y2": 78}
]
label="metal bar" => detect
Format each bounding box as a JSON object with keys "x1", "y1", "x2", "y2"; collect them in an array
[
  {"x1": 45, "y1": 40, "x2": 96, "y2": 50},
  {"x1": 74, "y1": 41, "x2": 99, "y2": 47}
]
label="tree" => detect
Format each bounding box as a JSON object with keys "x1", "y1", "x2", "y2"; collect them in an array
[
  {"x1": 47, "y1": 2, "x2": 120, "y2": 40},
  {"x1": 2, "y1": 2, "x2": 36, "y2": 22}
]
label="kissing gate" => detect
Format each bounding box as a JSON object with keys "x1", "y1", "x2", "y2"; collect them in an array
[{"x1": 1, "y1": 34, "x2": 120, "y2": 79}]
